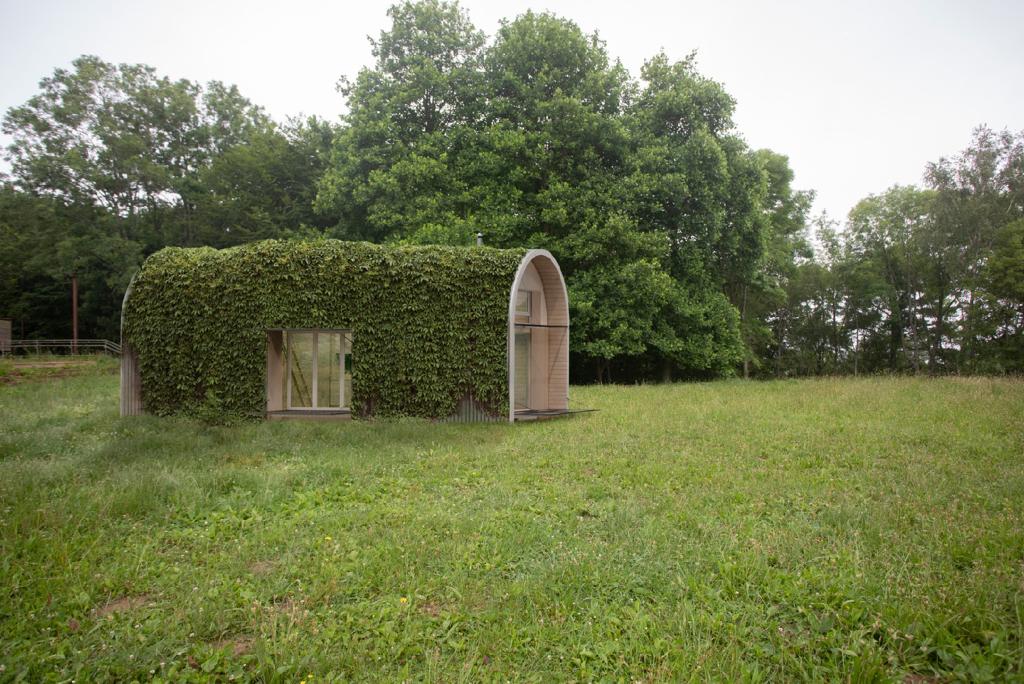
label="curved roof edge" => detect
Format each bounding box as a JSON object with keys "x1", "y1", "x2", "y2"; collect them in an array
[{"x1": 507, "y1": 249, "x2": 570, "y2": 423}]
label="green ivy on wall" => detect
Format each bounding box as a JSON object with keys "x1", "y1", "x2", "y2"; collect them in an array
[{"x1": 123, "y1": 239, "x2": 526, "y2": 420}]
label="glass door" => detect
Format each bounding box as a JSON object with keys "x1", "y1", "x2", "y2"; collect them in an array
[
  {"x1": 287, "y1": 331, "x2": 314, "y2": 408},
  {"x1": 317, "y1": 331, "x2": 342, "y2": 408}
]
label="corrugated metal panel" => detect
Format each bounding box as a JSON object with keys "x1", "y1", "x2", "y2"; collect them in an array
[
  {"x1": 120, "y1": 342, "x2": 143, "y2": 416},
  {"x1": 441, "y1": 392, "x2": 502, "y2": 423},
  {"x1": 119, "y1": 271, "x2": 144, "y2": 416}
]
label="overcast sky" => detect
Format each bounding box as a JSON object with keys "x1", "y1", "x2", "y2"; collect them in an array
[{"x1": 1, "y1": 0, "x2": 1021, "y2": 223}]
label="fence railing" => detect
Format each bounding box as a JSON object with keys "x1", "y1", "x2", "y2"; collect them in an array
[{"x1": 8, "y1": 339, "x2": 122, "y2": 356}]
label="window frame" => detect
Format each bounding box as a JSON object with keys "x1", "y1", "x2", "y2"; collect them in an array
[
  {"x1": 514, "y1": 330, "x2": 531, "y2": 410},
  {"x1": 279, "y1": 328, "x2": 351, "y2": 411},
  {"x1": 515, "y1": 290, "x2": 533, "y2": 319}
]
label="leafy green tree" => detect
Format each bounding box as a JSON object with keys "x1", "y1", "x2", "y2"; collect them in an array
[
  {"x1": 845, "y1": 186, "x2": 935, "y2": 372},
  {"x1": 984, "y1": 219, "x2": 1024, "y2": 304},
  {"x1": 623, "y1": 53, "x2": 772, "y2": 378},
  {"x1": 2, "y1": 55, "x2": 270, "y2": 248},
  {"x1": 926, "y1": 126, "x2": 1024, "y2": 370},
  {"x1": 975, "y1": 219, "x2": 1024, "y2": 370},
  {"x1": 763, "y1": 127, "x2": 1024, "y2": 379},
  {"x1": 1, "y1": 56, "x2": 322, "y2": 339},
  {"x1": 740, "y1": 150, "x2": 813, "y2": 376},
  {"x1": 0, "y1": 185, "x2": 140, "y2": 340},
  {"x1": 195, "y1": 116, "x2": 336, "y2": 246},
  {"x1": 480, "y1": 14, "x2": 747, "y2": 379},
  {"x1": 315, "y1": 0, "x2": 485, "y2": 242},
  {"x1": 315, "y1": 3, "x2": 772, "y2": 380}
]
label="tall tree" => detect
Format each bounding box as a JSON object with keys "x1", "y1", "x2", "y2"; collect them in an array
[
  {"x1": 314, "y1": 0, "x2": 486, "y2": 242},
  {"x1": 739, "y1": 150, "x2": 813, "y2": 377},
  {"x1": 0, "y1": 184, "x2": 140, "y2": 340},
  {"x1": 623, "y1": 52, "x2": 768, "y2": 378},
  {"x1": 1, "y1": 56, "x2": 317, "y2": 339},
  {"x1": 926, "y1": 126, "x2": 1024, "y2": 369},
  {"x1": 478, "y1": 14, "x2": 744, "y2": 379},
  {"x1": 845, "y1": 186, "x2": 935, "y2": 372},
  {"x1": 972, "y1": 218, "x2": 1024, "y2": 371},
  {"x1": 195, "y1": 116, "x2": 336, "y2": 246},
  {"x1": 2, "y1": 55, "x2": 270, "y2": 247}
]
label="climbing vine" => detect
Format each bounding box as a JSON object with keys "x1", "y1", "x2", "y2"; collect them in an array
[{"x1": 124, "y1": 239, "x2": 525, "y2": 420}]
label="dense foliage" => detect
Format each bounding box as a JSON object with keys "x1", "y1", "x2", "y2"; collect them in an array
[
  {"x1": 123, "y1": 240, "x2": 524, "y2": 419},
  {"x1": 1, "y1": 56, "x2": 333, "y2": 340},
  {"x1": 314, "y1": 4, "x2": 767, "y2": 381},
  {"x1": 766, "y1": 127, "x2": 1024, "y2": 376},
  {"x1": 2, "y1": 1, "x2": 1020, "y2": 378}
]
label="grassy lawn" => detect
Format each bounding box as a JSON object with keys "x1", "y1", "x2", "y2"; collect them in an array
[
  {"x1": 0, "y1": 354, "x2": 119, "y2": 385},
  {"x1": 1, "y1": 368, "x2": 1022, "y2": 682}
]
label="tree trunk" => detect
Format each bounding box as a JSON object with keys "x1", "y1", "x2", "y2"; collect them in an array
[
  {"x1": 741, "y1": 284, "x2": 750, "y2": 379},
  {"x1": 775, "y1": 318, "x2": 785, "y2": 378},
  {"x1": 964, "y1": 288, "x2": 977, "y2": 370},
  {"x1": 889, "y1": 295, "x2": 904, "y2": 371},
  {"x1": 853, "y1": 329, "x2": 859, "y2": 377},
  {"x1": 908, "y1": 292, "x2": 920, "y2": 374},
  {"x1": 928, "y1": 294, "x2": 942, "y2": 374}
]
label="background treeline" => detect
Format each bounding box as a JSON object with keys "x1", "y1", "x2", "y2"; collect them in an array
[
  {"x1": 779, "y1": 134, "x2": 1024, "y2": 376},
  {"x1": 1, "y1": 1, "x2": 1021, "y2": 379}
]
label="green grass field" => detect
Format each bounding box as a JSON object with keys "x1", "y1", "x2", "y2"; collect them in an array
[{"x1": 1, "y1": 364, "x2": 1022, "y2": 682}]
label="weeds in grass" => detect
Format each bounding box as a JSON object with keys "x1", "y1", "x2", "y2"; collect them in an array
[{"x1": 0, "y1": 353, "x2": 118, "y2": 384}]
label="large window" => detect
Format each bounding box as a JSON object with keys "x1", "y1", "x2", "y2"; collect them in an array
[{"x1": 284, "y1": 330, "x2": 351, "y2": 410}]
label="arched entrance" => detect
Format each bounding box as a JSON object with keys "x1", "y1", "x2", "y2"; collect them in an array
[{"x1": 507, "y1": 250, "x2": 569, "y2": 422}]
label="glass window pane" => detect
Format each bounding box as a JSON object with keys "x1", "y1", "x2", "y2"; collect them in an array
[
  {"x1": 288, "y1": 332, "x2": 314, "y2": 408},
  {"x1": 515, "y1": 332, "x2": 530, "y2": 409},
  {"x1": 516, "y1": 290, "x2": 531, "y2": 316},
  {"x1": 318, "y1": 332, "x2": 342, "y2": 408},
  {"x1": 343, "y1": 334, "x2": 352, "y2": 409}
]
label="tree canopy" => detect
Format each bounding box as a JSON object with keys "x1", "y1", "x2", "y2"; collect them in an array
[
  {"x1": 2, "y1": 1, "x2": 1019, "y2": 379},
  {"x1": 763, "y1": 127, "x2": 1024, "y2": 376},
  {"x1": 313, "y1": 2, "x2": 776, "y2": 380}
]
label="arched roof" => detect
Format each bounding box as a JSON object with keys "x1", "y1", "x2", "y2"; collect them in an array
[{"x1": 507, "y1": 250, "x2": 570, "y2": 422}]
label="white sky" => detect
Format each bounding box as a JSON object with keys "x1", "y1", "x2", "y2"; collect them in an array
[{"x1": 1, "y1": 0, "x2": 1021, "y2": 223}]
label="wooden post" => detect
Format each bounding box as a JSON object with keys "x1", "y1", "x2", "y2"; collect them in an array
[{"x1": 71, "y1": 273, "x2": 79, "y2": 355}]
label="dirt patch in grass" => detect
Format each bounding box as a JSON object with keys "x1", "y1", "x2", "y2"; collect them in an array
[
  {"x1": 270, "y1": 596, "x2": 310, "y2": 624},
  {"x1": 212, "y1": 635, "x2": 254, "y2": 657},
  {"x1": 248, "y1": 560, "x2": 275, "y2": 575},
  {"x1": 419, "y1": 602, "x2": 443, "y2": 618},
  {"x1": 0, "y1": 357, "x2": 117, "y2": 385},
  {"x1": 91, "y1": 594, "x2": 152, "y2": 619},
  {"x1": 3, "y1": 371, "x2": 70, "y2": 385},
  {"x1": 12, "y1": 360, "x2": 87, "y2": 369}
]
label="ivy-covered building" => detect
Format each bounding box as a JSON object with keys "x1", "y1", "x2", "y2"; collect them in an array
[{"x1": 120, "y1": 240, "x2": 569, "y2": 422}]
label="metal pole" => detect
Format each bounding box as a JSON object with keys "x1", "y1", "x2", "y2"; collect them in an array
[{"x1": 71, "y1": 273, "x2": 78, "y2": 355}]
